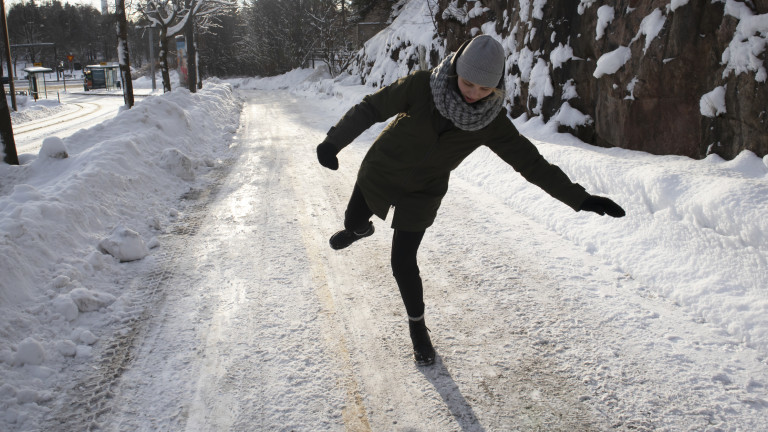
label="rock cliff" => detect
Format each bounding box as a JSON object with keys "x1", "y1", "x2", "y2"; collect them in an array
[
  {"x1": 439, "y1": 0, "x2": 767, "y2": 159},
  {"x1": 353, "y1": 0, "x2": 767, "y2": 160}
]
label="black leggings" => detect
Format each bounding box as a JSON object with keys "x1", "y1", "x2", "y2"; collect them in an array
[{"x1": 343, "y1": 184, "x2": 426, "y2": 318}]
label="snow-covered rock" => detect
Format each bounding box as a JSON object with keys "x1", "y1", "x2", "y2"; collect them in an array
[
  {"x1": 98, "y1": 225, "x2": 150, "y2": 262},
  {"x1": 68, "y1": 287, "x2": 117, "y2": 312}
]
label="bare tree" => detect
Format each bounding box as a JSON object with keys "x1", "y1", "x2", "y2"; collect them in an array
[
  {"x1": 307, "y1": 0, "x2": 355, "y2": 76},
  {"x1": 184, "y1": 0, "x2": 196, "y2": 92}
]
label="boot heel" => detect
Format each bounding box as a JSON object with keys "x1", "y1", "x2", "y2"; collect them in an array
[{"x1": 408, "y1": 317, "x2": 435, "y2": 366}]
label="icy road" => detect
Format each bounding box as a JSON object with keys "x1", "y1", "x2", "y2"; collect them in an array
[{"x1": 39, "y1": 89, "x2": 767, "y2": 431}]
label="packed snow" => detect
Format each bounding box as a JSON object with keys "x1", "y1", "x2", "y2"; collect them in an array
[{"x1": 1, "y1": 0, "x2": 767, "y2": 429}]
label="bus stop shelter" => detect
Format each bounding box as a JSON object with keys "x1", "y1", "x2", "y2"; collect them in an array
[
  {"x1": 83, "y1": 64, "x2": 120, "y2": 91},
  {"x1": 23, "y1": 66, "x2": 53, "y2": 100}
]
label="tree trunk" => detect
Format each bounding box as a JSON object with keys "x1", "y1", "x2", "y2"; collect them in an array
[
  {"x1": 159, "y1": 28, "x2": 172, "y2": 93},
  {"x1": 115, "y1": 0, "x2": 134, "y2": 108},
  {"x1": 0, "y1": 78, "x2": 18, "y2": 165},
  {"x1": 185, "y1": 17, "x2": 197, "y2": 93}
]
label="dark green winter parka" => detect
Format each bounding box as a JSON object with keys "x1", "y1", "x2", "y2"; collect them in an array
[{"x1": 325, "y1": 70, "x2": 590, "y2": 232}]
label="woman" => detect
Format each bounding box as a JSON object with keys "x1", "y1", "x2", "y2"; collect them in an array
[{"x1": 316, "y1": 35, "x2": 625, "y2": 366}]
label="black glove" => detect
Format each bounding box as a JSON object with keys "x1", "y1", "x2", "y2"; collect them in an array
[
  {"x1": 579, "y1": 195, "x2": 626, "y2": 217},
  {"x1": 316, "y1": 141, "x2": 339, "y2": 170}
]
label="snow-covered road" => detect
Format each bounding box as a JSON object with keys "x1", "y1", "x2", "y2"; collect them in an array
[
  {"x1": 38, "y1": 89, "x2": 765, "y2": 431},
  {"x1": 12, "y1": 93, "x2": 126, "y2": 155}
]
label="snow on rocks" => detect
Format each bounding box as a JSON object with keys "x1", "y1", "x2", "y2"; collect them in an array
[
  {"x1": 595, "y1": 5, "x2": 615, "y2": 40},
  {"x1": 721, "y1": 3, "x2": 768, "y2": 82},
  {"x1": 593, "y1": 46, "x2": 632, "y2": 78},
  {"x1": 669, "y1": 0, "x2": 690, "y2": 12},
  {"x1": 552, "y1": 101, "x2": 593, "y2": 128},
  {"x1": 700, "y1": 85, "x2": 727, "y2": 117},
  {"x1": 549, "y1": 43, "x2": 574, "y2": 70},
  {"x1": 632, "y1": 8, "x2": 666, "y2": 53}
]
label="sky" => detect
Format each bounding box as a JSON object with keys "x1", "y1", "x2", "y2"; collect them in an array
[{"x1": 0, "y1": 0, "x2": 767, "y2": 429}]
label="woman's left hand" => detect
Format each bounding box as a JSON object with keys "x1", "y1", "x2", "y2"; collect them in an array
[{"x1": 579, "y1": 195, "x2": 626, "y2": 217}]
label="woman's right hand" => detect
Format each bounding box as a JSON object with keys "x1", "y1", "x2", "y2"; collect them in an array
[{"x1": 316, "y1": 141, "x2": 339, "y2": 170}]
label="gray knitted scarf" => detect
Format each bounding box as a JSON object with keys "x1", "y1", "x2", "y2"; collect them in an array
[{"x1": 429, "y1": 53, "x2": 504, "y2": 131}]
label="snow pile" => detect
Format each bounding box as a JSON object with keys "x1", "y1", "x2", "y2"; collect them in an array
[
  {"x1": 97, "y1": 225, "x2": 151, "y2": 262},
  {"x1": 7, "y1": 97, "x2": 74, "y2": 124},
  {"x1": 0, "y1": 81, "x2": 241, "y2": 429},
  {"x1": 39, "y1": 137, "x2": 69, "y2": 160},
  {"x1": 1, "y1": 82, "x2": 239, "y2": 303}
]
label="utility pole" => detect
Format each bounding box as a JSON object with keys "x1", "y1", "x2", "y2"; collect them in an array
[
  {"x1": 184, "y1": 0, "x2": 197, "y2": 93},
  {"x1": 148, "y1": 26, "x2": 156, "y2": 91},
  {"x1": 0, "y1": 0, "x2": 17, "y2": 165},
  {"x1": 0, "y1": 0, "x2": 15, "y2": 111},
  {"x1": 0, "y1": 80, "x2": 17, "y2": 164}
]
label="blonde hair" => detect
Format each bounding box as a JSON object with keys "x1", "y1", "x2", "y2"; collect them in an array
[{"x1": 488, "y1": 87, "x2": 506, "y2": 100}]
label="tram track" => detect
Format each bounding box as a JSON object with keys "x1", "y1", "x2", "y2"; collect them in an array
[
  {"x1": 12, "y1": 102, "x2": 100, "y2": 135},
  {"x1": 11, "y1": 95, "x2": 125, "y2": 155}
]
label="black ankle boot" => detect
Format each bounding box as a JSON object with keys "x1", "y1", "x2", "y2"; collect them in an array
[{"x1": 409, "y1": 317, "x2": 435, "y2": 366}]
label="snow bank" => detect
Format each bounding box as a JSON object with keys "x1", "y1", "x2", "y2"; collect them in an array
[
  {"x1": 458, "y1": 119, "x2": 768, "y2": 354},
  {"x1": 0, "y1": 82, "x2": 240, "y2": 304},
  {"x1": 0, "y1": 81, "x2": 241, "y2": 430}
]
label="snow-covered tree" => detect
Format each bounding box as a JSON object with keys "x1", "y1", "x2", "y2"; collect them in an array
[
  {"x1": 138, "y1": 0, "x2": 235, "y2": 92},
  {"x1": 243, "y1": 0, "x2": 356, "y2": 77}
]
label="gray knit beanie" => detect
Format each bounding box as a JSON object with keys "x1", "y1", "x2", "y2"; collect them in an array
[{"x1": 455, "y1": 35, "x2": 505, "y2": 88}]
